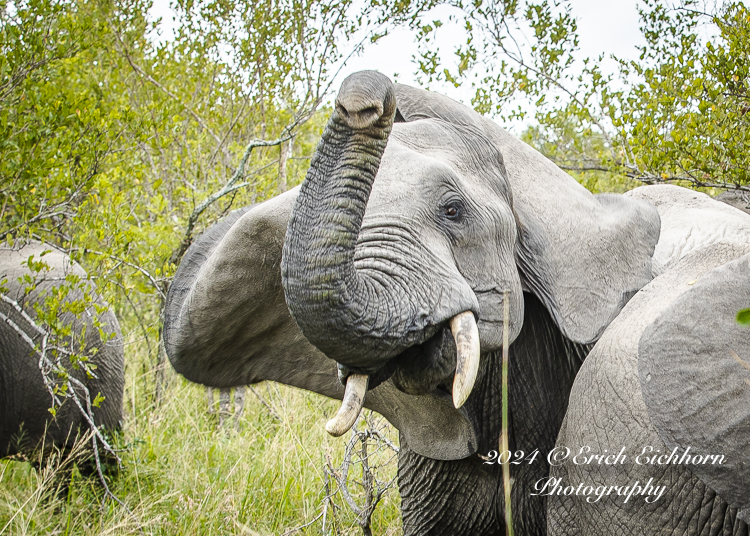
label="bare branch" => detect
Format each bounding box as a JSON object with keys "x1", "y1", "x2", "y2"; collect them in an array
[
  {"x1": 322, "y1": 413, "x2": 399, "y2": 535},
  {"x1": 168, "y1": 129, "x2": 306, "y2": 266},
  {"x1": 0, "y1": 210, "x2": 73, "y2": 242},
  {"x1": 556, "y1": 164, "x2": 616, "y2": 173},
  {"x1": 248, "y1": 385, "x2": 281, "y2": 421},
  {"x1": 68, "y1": 248, "x2": 166, "y2": 300},
  {"x1": 279, "y1": 512, "x2": 325, "y2": 536},
  {"x1": 627, "y1": 172, "x2": 750, "y2": 192}
]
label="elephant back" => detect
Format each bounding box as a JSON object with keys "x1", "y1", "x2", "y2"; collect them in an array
[{"x1": 0, "y1": 241, "x2": 124, "y2": 459}]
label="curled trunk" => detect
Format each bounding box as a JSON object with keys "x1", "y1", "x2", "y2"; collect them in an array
[{"x1": 282, "y1": 71, "x2": 411, "y2": 370}]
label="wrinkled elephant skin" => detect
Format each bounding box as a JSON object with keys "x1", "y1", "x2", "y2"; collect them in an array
[
  {"x1": 0, "y1": 242, "x2": 124, "y2": 462},
  {"x1": 164, "y1": 73, "x2": 749, "y2": 535}
]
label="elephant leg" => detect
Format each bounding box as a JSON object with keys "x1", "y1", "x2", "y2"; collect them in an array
[
  {"x1": 398, "y1": 435, "x2": 504, "y2": 536},
  {"x1": 233, "y1": 386, "x2": 245, "y2": 430},
  {"x1": 206, "y1": 387, "x2": 216, "y2": 414},
  {"x1": 218, "y1": 389, "x2": 231, "y2": 427},
  {"x1": 205, "y1": 386, "x2": 245, "y2": 430}
]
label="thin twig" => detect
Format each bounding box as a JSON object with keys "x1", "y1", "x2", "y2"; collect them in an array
[
  {"x1": 68, "y1": 248, "x2": 166, "y2": 300},
  {"x1": 248, "y1": 385, "x2": 281, "y2": 421},
  {"x1": 280, "y1": 512, "x2": 324, "y2": 536}
]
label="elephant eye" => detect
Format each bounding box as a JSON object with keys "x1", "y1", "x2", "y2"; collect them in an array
[{"x1": 442, "y1": 202, "x2": 463, "y2": 221}]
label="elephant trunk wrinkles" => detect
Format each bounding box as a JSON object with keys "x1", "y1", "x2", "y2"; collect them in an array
[{"x1": 283, "y1": 71, "x2": 415, "y2": 370}]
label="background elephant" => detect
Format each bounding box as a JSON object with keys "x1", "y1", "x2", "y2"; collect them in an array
[
  {"x1": 717, "y1": 189, "x2": 750, "y2": 215},
  {"x1": 165, "y1": 71, "x2": 665, "y2": 535},
  {"x1": 0, "y1": 241, "x2": 124, "y2": 463},
  {"x1": 547, "y1": 185, "x2": 750, "y2": 535}
]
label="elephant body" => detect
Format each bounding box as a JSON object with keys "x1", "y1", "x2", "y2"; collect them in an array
[
  {"x1": 166, "y1": 198, "x2": 587, "y2": 535},
  {"x1": 398, "y1": 291, "x2": 589, "y2": 535},
  {"x1": 164, "y1": 72, "x2": 749, "y2": 535},
  {"x1": 549, "y1": 186, "x2": 750, "y2": 535},
  {"x1": 0, "y1": 242, "x2": 124, "y2": 461}
]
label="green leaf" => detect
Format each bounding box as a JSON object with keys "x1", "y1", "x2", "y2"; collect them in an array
[
  {"x1": 738, "y1": 308, "x2": 750, "y2": 325},
  {"x1": 92, "y1": 392, "x2": 106, "y2": 408}
]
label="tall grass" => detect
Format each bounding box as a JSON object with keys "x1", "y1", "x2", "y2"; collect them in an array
[{"x1": 0, "y1": 354, "x2": 403, "y2": 535}]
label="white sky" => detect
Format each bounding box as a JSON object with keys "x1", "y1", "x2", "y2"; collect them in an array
[
  {"x1": 338, "y1": 0, "x2": 646, "y2": 107},
  {"x1": 148, "y1": 0, "x2": 646, "y2": 129}
]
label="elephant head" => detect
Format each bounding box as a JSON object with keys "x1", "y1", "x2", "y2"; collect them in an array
[
  {"x1": 717, "y1": 189, "x2": 750, "y2": 216},
  {"x1": 280, "y1": 70, "x2": 659, "y2": 425},
  {"x1": 164, "y1": 72, "x2": 662, "y2": 534}
]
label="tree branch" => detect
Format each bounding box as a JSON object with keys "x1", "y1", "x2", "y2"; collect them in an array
[
  {"x1": 168, "y1": 130, "x2": 303, "y2": 266},
  {"x1": 109, "y1": 19, "x2": 235, "y2": 169}
]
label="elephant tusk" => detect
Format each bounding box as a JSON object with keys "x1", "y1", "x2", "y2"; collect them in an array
[
  {"x1": 325, "y1": 373, "x2": 369, "y2": 437},
  {"x1": 450, "y1": 311, "x2": 481, "y2": 409}
]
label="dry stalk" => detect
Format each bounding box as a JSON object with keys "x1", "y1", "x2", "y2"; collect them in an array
[{"x1": 323, "y1": 412, "x2": 399, "y2": 536}]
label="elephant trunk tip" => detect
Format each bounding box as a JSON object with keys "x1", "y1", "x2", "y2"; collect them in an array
[{"x1": 335, "y1": 71, "x2": 396, "y2": 131}]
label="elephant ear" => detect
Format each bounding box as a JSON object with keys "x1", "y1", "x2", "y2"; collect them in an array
[
  {"x1": 640, "y1": 251, "x2": 750, "y2": 523},
  {"x1": 163, "y1": 187, "x2": 478, "y2": 461},
  {"x1": 163, "y1": 192, "x2": 298, "y2": 389},
  {"x1": 393, "y1": 84, "x2": 660, "y2": 344}
]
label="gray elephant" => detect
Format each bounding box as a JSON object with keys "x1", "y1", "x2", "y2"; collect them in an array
[
  {"x1": 164, "y1": 71, "x2": 748, "y2": 534},
  {"x1": 717, "y1": 189, "x2": 750, "y2": 215},
  {"x1": 548, "y1": 184, "x2": 750, "y2": 535},
  {"x1": 0, "y1": 241, "x2": 124, "y2": 463}
]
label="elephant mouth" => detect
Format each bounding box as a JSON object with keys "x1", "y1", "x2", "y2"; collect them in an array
[{"x1": 325, "y1": 311, "x2": 480, "y2": 437}]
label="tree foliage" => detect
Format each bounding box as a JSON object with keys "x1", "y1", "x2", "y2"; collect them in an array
[
  {"x1": 1, "y1": 0, "x2": 117, "y2": 242},
  {"x1": 0, "y1": 0, "x2": 397, "y2": 485},
  {"x1": 620, "y1": 1, "x2": 750, "y2": 190},
  {"x1": 387, "y1": 0, "x2": 750, "y2": 193},
  {"x1": 3, "y1": 0, "x2": 750, "y2": 528}
]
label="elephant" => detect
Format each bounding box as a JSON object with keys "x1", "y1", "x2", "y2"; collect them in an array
[
  {"x1": 0, "y1": 241, "x2": 124, "y2": 464},
  {"x1": 548, "y1": 184, "x2": 750, "y2": 535},
  {"x1": 717, "y1": 189, "x2": 750, "y2": 215},
  {"x1": 163, "y1": 71, "x2": 749, "y2": 535}
]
